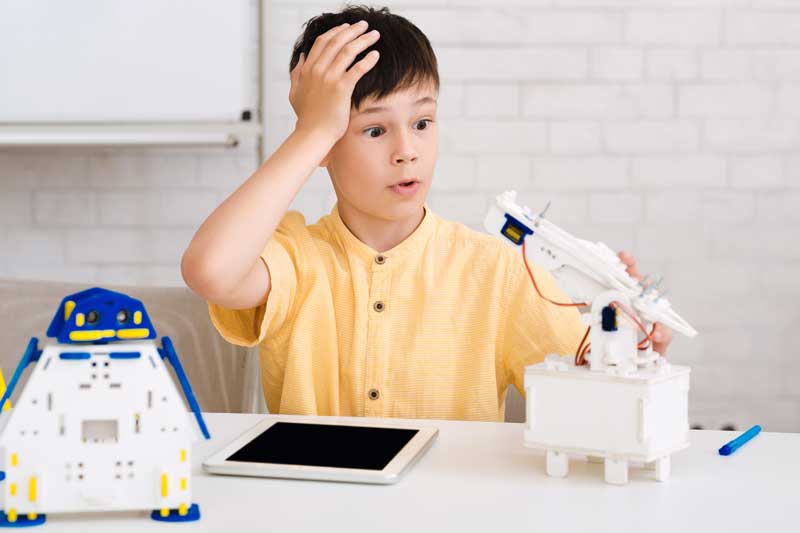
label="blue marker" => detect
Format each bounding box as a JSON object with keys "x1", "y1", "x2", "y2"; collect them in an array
[{"x1": 718, "y1": 425, "x2": 761, "y2": 456}]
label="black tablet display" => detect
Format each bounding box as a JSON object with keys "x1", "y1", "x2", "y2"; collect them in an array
[{"x1": 226, "y1": 421, "x2": 419, "y2": 471}]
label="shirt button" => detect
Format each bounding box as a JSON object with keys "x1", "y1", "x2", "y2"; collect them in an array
[
  {"x1": 368, "y1": 389, "x2": 380, "y2": 400},
  {"x1": 373, "y1": 301, "x2": 385, "y2": 312},
  {"x1": 375, "y1": 254, "x2": 386, "y2": 265}
]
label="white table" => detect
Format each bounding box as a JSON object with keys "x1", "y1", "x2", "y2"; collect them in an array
[{"x1": 19, "y1": 413, "x2": 798, "y2": 532}]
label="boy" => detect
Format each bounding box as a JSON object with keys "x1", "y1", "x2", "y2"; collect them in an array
[{"x1": 181, "y1": 6, "x2": 672, "y2": 421}]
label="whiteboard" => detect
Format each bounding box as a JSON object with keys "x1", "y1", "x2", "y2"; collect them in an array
[{"x1": 0, "y1": 0, "x2": 257, "y2": 123}]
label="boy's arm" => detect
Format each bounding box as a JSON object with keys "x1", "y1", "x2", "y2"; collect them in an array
[
  {"x1": 181, "y1": 21, "x2": 381, "y2": 310},
  {"x1": 181, "y1": 128, "x2": 335, "y2": 309}
]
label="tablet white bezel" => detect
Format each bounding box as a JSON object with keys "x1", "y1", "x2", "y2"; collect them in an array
[{"x1": 202, "y1": 416, "x2": 438, "y2": 484}]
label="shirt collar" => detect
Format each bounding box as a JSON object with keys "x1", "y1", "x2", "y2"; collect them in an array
[{"x1": 327, "y1": 203, "x2": 438, "y2": 267}]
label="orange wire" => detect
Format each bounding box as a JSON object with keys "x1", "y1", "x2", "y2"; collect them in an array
[
  {"x1": 520, "y1": 239, "x2": 588, "y2": 363},
  {"x1": 611, "y1": 301, "x2": 656, "y2": 346},
  {"x1": 578, "y1": 343, "x2": 591, "y2": 365},
  {"x1": 637, "y1": 324, "x2": 657, "y2": 350},
  {"x1": 520, "y1": 239, "x2": 659, "y2": 365},
  {"x1": 521, "y1": 240, "x2": 587, "y2": 308},
  {"x1": 575, "y1": 326, "x2": 591, "y2": 366}
]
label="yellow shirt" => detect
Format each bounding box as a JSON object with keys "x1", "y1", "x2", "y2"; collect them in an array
[{"x1": 208, "y1": 205, "x2": 584, "y2": 422}]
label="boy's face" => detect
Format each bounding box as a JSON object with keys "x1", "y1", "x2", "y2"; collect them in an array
[{"x1": 322, "y1": 82, "x2": 438, "y2": 223}]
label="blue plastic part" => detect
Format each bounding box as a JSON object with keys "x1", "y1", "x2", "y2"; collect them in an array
[
  {"x1": 150, "y1": 504, "x2": 201, "y2": 523},
  {"x1": 0, "y1": 511, "x2": 46, "y2": 528},
  {"x1": 46, "y1": 287, "x2": 157, "y2": 344},
  {"x1": 601, "y1": 306, "x2": 618, "y2": 332},
  {"x1": 47, "y1": 287, "x2": 105, "y2": 336},
  {"x1": 160, "y1": 337, "x2": 210, "y2": 440},
  {"x1": 59, "y1": 352, "x2": 91, "y2": 360},
  {"x1": 719, "y1": 424, "x2": 762, "y2": 456},
  {"x1": 0, "y1": 338, "x2": 42, "y2": 412},
  {"x1": 109, "y1": 351, "x2": 141, "y2": 359},
  {"x1": 0, "y1": 471, "x2": 5, "y2": 481},
  {"x1": 501, "y1": 214, "x2": 534, "y2": 246}
]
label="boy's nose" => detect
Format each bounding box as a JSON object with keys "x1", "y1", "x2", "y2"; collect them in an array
[
  {"x1": 393, "y1": 152, "x2": 418, "y2": 164},
  {"x1": 392, "y1": 135, "x2": 418, "y2": 164}
]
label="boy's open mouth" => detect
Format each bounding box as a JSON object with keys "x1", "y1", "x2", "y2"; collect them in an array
[
  {"x1": 391, "y1": 178, "x2": 419, "y2": 188},
  {"x1": 389, "y1": 179, "x2": 421, "y2": 196}
]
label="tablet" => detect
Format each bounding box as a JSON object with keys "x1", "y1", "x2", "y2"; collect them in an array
[{"x1": 202, "y1": 416, "x2": 438, "y2": 484}]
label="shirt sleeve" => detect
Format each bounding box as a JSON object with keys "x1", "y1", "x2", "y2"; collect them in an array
[
  {"x1": 207, "y1": 211, "x2": 307, "y2": 347},
  {"x1": 501, "y1": 252, "x2": 586, "y2": 397}
]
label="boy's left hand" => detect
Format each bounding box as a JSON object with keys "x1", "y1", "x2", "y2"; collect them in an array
[{"x1": 617, "y1": 251, "x2": 673, "y2": 357}]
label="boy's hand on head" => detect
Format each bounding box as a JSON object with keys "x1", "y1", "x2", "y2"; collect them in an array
[
  {"x1": 289, "y1": 20, "x2": 381, "y2": 143},
  {"x1": 617, "y1": 250, "x2": 674, "y2": 357}
]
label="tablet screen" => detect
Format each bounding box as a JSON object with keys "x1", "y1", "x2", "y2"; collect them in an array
[{"x1": 226, "y1": 422, "x2": 419, "y2": 471}]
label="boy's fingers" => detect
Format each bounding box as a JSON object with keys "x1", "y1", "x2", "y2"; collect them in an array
[
  {"x1": 652, "y1": 323, "x2": 673, "y2": 344},
  {"x1": 314, "y1": 20, "x2": 371, "y2": 72},
  {"x1": 304, "y1": 22, "x2": 350, "y2": 67},
  {"x1": 329, "y1": 29, "x2": 380, "y2": 76},
  {"x1": 290, "y1": 53, "x2": 304, "y2": 85},
  {"x1": 289, "y1": 54, "x2": 304, "y2": 109},
  {"x1": 650, "y1": 323, "x2": 672, "y2": 357},
  {"x1": 342, "y1": 50, "x2": 380, "y2": 87},
  {"x1": 617, "y1": 250, "x2": 642, "y2": 280}
]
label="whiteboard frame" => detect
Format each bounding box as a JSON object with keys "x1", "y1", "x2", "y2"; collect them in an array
[{"x1": 0, "y1": 0, "x2": 262, "y2": 150}]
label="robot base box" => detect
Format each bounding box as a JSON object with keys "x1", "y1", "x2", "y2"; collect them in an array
[{"x1": 523, "y1": 358, "x2": 690, "y2": 483}]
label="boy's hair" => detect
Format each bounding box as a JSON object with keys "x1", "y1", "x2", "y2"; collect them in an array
[{"x1": 289, "y1": 5, "x2": 439, "y2": 110}]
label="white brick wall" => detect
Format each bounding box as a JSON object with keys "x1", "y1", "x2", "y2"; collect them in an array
[{"x1": 2, "y1": 0, "x2": 799, "y2": 431}]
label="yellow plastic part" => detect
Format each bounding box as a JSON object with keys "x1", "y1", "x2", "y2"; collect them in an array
[
  {"x1": 503, "y1": 224, "x2": 523, "y2": 242},
  {"x1": 180, "y1": 449, "x2": 187, "y2": 463},
  {"x1": 133, "y1": 311, "x2": 142, "y2": 325},
  {"x1": 9, "y1": 483, "x2": 16, "y2": 496},
  {"x1": 180, "y1": 478, "x2": 187, "y2": 490},
  {"x1": 0, "y1": 368, "x2": 10, "y2": 411},
  {"x1": 75, "y1": 312, "x2": 85, "y2": 327},
  {"x1": 160, "y1": 508, "x2": 169, "y2": 518},
  {"x1": 10, "y1": 453, "x2": 17, "y2": 467},
  {"x1": 161, "y1": 474, "x2": 168, "y2": 498},
  {"x1": 116, "y1": 328, "x2": 150, "y2": 339},
  {"x1": 28, "y1": 477, "x2": 36, "y2": 502},
  {"x1": 64, "y1": 300, "x2": 76, "y2": 320},
  {"x1": 27, "y1": 513, "x2": 37, "y2": 520},
  {"x1": 7, "y1": 509, "x2": 16, "y2": 523},
  {"x1": 69, "y1": 329, "x2": 114, "y2": 342},
  {"x1": 178, "y1": 503, "x2": 188, "y2": 516}
]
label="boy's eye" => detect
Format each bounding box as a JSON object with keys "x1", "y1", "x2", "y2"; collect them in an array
[{"x1": 362, "y1": 119, "x2": 434, "y2": 138}]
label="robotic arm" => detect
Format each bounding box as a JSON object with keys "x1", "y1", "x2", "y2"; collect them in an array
[{"x1": 484, "y1": 191, "x2": 698, "y2": 375}]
